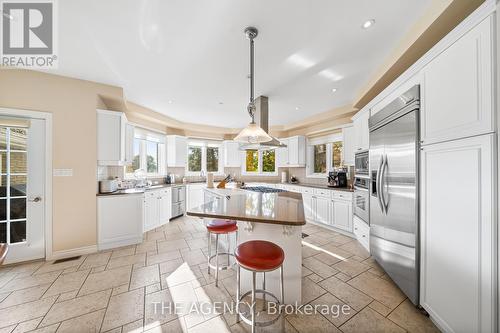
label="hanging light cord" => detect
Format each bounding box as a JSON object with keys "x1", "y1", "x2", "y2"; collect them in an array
[{"x1": 247, "y1": 30, "x2": 256, "y2": 123}]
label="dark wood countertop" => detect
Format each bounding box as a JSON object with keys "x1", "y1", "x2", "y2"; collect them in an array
[{"x1": 186, "y1": 188, "x2": 306, "y2": 226}]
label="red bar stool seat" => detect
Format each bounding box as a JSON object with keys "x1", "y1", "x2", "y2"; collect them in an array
[
  {"x1": 206, "y1": 219, "x2": 238, "y2": 234},
  {"x1": 235, "y1": 240, "x2": 285, "y2": 333},
  {"x1": 206, "y1": 219, "x2": 238, "y2": 287},
  {"x1": 235, "y1": 240, "x2": 284, "y2": 271}
]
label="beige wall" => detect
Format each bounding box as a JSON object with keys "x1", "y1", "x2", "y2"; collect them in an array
[{"x1": 0, "y1": 69, "x2": 125, "y2": 252}]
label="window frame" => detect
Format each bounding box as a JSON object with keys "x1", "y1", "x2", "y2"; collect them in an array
[
  {"x1": 306, "y1": 134, "x2": 343, "y2": 178},
  {"x1": 125, "y1": 137, "x2": 166, "y2": 178},
  {"x1": 185, "y1": 141, "x2": 223, "y2": 176},
  {"x1": 241, "y1": 149, "x2": 278, "y2": 176}
]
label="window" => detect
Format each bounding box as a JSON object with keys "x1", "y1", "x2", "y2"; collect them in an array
[
  {"x1": 188, "y1": 146, "x2": 202, "y2": 172},
  {"x1": 243, "y1": 149, "x2": 277, "y2": 175},
  {"x1": 332, "y1": 141, "x2": 343, "y2": 168},
  {"x1": 313, "y1": 144, "x2": 327, "y2": 173},
  {"x1": 206, "y1": 147, "x2": 219, "y2": 172},
  {"x1": 186, "y1": 141, "x2": 222, "y2": 175},
  {"x1": 245, "y1": 150, "x2": 258, "y2": 172},
  {"x1": 307, "y1": 135, "x2": 344, "y2": 178},
  {"x1": 125, "y1": 129, "x2": 166, "y2": 177},
  {"x1": 262, "y1": 150, "x2": 275, "y2": 173}
]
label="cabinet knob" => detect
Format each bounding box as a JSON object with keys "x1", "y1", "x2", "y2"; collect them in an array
[{"x1": 362, "y1": 235, "x2": 366, "y2": 238}]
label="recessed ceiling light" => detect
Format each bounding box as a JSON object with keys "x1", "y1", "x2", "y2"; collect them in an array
[
  {"x1": 295, "y1": 107, "x2": 300, "y2": 111},
  {"x1": 331, "y1": 88, "x2": 338, "y2": 93},
  {"x1": 168, "y1": 100, "x2": 173, "y2": 104},
  {"x1": 362, "y1": 19, "x2": 375, "y2": 29}
]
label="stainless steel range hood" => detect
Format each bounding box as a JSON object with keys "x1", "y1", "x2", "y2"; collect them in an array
[{"x1": 238, "y1": 96, "x2": 286, "y2": 150}]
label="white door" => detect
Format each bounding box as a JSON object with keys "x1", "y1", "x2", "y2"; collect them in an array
[{"x1": 3, "y1": 119, "x2": 45, "y2": 264}]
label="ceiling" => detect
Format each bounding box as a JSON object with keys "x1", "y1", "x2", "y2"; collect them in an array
[{"x1": 51, "y1": 0, "x2": 433, "y2": 128}]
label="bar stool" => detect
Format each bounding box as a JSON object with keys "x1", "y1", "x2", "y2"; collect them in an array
[
  {"x1": 206, "y1": 219, "x2": 238, "y2": 286},
  {"x1": 235, "y1": 240, "x2": 284, "y2": 333}
]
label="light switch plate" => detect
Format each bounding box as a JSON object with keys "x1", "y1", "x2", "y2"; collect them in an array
[{"x1": 53, "y1": 169, "x2": 73, "y2": 177}]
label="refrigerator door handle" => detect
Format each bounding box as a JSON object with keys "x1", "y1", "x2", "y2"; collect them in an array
[
  {"x1": 380, "y1": 154, "x2": 388, "y2": 214},
  {"x1": 376, "y1": 156, "x2": 384, "y2": 214}
]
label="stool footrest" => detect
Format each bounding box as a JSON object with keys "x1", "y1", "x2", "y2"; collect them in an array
[
  {"x1": 237, "y1": 289, "x2": 282, "y2": 327},
  {"x1": 208, "y1": 252, "x2": 235, "y2": 271}
]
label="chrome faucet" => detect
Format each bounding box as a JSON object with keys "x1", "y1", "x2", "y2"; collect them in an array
[{"x1": 200, "y1": 170, "x2": 206, "y2": 181}]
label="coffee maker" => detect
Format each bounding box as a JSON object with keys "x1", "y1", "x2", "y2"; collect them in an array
[{"x1": 328, "y1": 170, "x2": 347, "y2": 188}]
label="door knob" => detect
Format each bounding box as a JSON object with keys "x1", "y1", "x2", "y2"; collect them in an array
[{"x1": 29, "y1": 196, "x2": 42, "y2": 202}]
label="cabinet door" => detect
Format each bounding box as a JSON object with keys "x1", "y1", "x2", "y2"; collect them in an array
[
  {"x1": 223, "y1": 141, "x2": 241, "y2": 167},
  {"x1": 187, "y1": 186, "x2": 204, "y2": 210},
  {"x1": 97, "y1": 111, "x2": 122, "y2": 164},
  {"x1": 124, "y1": 124, "x2": 135, "y2": 164},
  {"x1": 420, "y1": 134, "x2": 495, "y2": 332},
  {"x1": 159, "y1": 189, "x2": 171, "y2": 224},
  {"x1": 342, "y1": 126, "x2": 355, "y2": 165},
  {"x1": 302, "y1": 194, "x2": 315, "y2": 221},
  {"x1": 315, "y1": 197, "x2": 330, "y2": 225},
  {"x1": 144, "y1": 192, "x2": 159, "y2": 232},
  {"x1": 421, "y1": 17, "x2": 493, "y2": 145},
  {"x1": 276, "y1": 138, "x2": 289, "y2": 167},
  {"x1": 353, "y1": 118, "x2": 362, "y2": 152},
  {"x1": 331, "y1": 200, "x2": 352, "y2": 232},
  {"x1": 360, "y1": 111, "x2": 370, "y2": 151},
  {"x1": 288, "y1": 137, "x2": 299, "y2": 165}
]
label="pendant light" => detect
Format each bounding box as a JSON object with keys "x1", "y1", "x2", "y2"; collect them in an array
[{"x1": 234, "y1": 27, "x2": 273, "y2": 144}]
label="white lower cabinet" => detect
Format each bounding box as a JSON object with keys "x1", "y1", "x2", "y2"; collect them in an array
[
  {"x1": 187, "y1": 184, "x2": 205, "y2": 210},
  {"x1": 420, "y1": 134, "x2": 495, "y2": 333},
  {"x1": 144, "y1": 188, "x2": 172, "y2": 232},
  {"x1": 295, "y1": 185, "x2": 353, "y2": 233},
  {"x1": 353, "y1": 216, "x2": 369, "y2": 252},
  {"x1": 315, "y1": 196, "x2": 330, "y2": 225},
  {"x1": 331, "y1": 199, "x2": 352, "y2": 232},
  {"x1": 97, "y1": 194, "x2": 144, "y2": 250}
]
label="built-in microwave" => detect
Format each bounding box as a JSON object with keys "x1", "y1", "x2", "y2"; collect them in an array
[{"x1": 355, "y1": 150, "x2": 369, "y2": 176}]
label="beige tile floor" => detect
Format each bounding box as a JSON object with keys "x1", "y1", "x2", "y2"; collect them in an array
[{"x1": 0, "y1": 216, "x2": 439, "y2": 333}]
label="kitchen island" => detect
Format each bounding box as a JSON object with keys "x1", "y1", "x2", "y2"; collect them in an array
[{"x1": 187, "y1": 187, "x2": 305, "y2": 304}]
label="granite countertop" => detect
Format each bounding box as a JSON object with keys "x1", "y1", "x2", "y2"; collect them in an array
[
  {"x1": 97, "y1": 180, "x2": 353, "y2": 197},
  {"x1": 187, "y1": 187, "x2": 306, "y2": 226},
  {"x1": 96, "y1": 183, "x2": 185, "y2": 197}
]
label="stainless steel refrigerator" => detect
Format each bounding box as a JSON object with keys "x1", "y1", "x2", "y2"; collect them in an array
[{"x1": 369, "y1": 85, "x2": 420, "y2": 305}]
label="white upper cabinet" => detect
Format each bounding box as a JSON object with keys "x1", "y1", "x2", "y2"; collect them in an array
[
  {"x1": 276, "y1": 136, "x2": 306, "y2": 167},
  {"x1": 223, "y1": 141, "x2": 241, "y2": 167},
  {"x1": 97, "y1": 110, "x2": 134, "y2": 166},
  {"x1": 342, "y1": 126, "x2": 355, "y2": 165},
  {"x1": 421, "y1": 16, "x2": 493, "y2": 145},
  {"x1": 420, "y1": 134, "x2": 495, "y2": 332},
  {"x1": 166, "y1": 135, "x2": 187, "y2": 167},
  {"x1": 276, "y1": 138, "x2": 289, "y2": 167},
  {"x1": 353, "y1": 109, "x2": 370, "y2": 152}
]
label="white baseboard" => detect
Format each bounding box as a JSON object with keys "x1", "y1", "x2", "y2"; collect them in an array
[
  {"x1": 47, "y1": 245, "x2": 98, "y2": 261},
  {"x1": 98, "y1": 237, "x2": 142, "y2": 251}
]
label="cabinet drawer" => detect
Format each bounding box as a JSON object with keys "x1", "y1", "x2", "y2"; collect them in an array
[
  {"x1": 313, "y1": 188, "x2": 331, "y2": 198},
  {"x1": 353, "y1": 217, "x2": 369, "y2": 251},
  {"x1": 301, "y1": 187, "x2": 314, "y2": 194},
  {"x1": 333, "y1": 191, "x2": 352, "y2": 201}
]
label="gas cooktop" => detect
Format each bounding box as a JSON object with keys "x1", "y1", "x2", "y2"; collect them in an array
[{"x1": 241, "y1": 186, "x2": 287, "y2": 193}]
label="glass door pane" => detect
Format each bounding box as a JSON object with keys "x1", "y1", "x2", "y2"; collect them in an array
[{"x1": 0, "y1": 127, "x2": 28, "y2": 244}]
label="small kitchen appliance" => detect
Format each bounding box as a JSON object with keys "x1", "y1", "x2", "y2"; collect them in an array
[
  {"x1": 99, "y1": 179, "x2": 118, "y2": 193},
  {"x1": 327, "y1": 171, "x2": 347, "y2": 188}
]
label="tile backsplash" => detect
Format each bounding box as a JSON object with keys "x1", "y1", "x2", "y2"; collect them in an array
[{"x1": 97, "y1": 165, "x2": 352, "y2": 187}]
